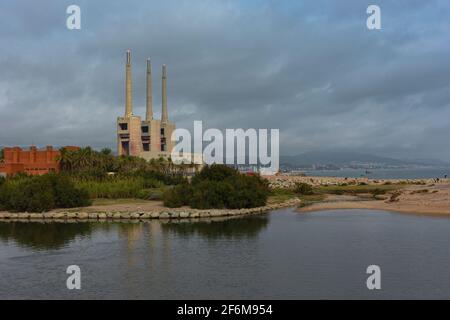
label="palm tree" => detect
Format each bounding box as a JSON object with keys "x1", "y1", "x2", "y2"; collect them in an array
[{"x1": 57, "y1": 147, "x2": 74, "y2": 172}]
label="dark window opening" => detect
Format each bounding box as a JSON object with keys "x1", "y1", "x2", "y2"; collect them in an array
[
  {"x1": 121, "y1": 141, "x2": 129, "y2": 155},
  {"x1": 119, "y1": 123, "x2": 128, "y2": 130}
]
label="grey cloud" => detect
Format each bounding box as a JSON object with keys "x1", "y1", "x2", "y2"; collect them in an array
[{"x1": 0, "y1": 0, "x2": 449, "y2": 160}]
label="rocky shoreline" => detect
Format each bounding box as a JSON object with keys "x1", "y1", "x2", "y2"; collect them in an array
[
  {"x1": 266, "y1": 175, "x2": 443, "y2": 189},
  {"x1": 0, "y1": 198, "x2": 301, "y2": 222}
]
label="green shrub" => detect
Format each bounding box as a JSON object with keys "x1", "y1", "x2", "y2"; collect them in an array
[
  {"x1": 372, "y1": 188, "x2": 387, "y2": 196},
  {"x1": 0, "y1": 174, "x2": 91, "y2": 212},
  {"x1": 163, "y1": 184, "x2": 193, "y2": 208},
  {"x1": 189, "y1": 180, "x2": 231, "y2": 209},
  {"x1": 137, "y1": 188, "x2": 165, "y2": 201},
  {"x1": 52, "y1": 176, "x2": 91, "y2": 208},
  {"x1": 294, "y1": 182, "x2": 314, "y2": 195},
  {"x1": 74, "y1": 177, "x2": 145, "y2": 199},
  {"x1": 163, "y1": 165, "x2": 269, "y2": 209}
]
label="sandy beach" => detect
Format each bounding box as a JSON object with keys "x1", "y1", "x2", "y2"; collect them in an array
[{"x1": 297, "y1": 182, "x2": 450, "y2": 216}]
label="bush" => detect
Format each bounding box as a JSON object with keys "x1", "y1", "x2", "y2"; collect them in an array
[
  {"x1": 74, "y1": 177, "x2": 145, "y2": 199},
  {"x1": 163, "y1": 184, "x2": 193, "y2": 208},
  {"x1": 0, "y1": 174, "x2": 91, "y2": 212},
  {"x1": 294, "y1": 182, "x2": 314, "y2": 195},
  {"x1": 137, "y1": 188, "x2": 165, "y2": 201},
  {"x1": 52, "y1": 176, "x2": 91, "y2": 208},
  {"x1": 163, "y1": 165, "x2": 269, "y2": 209}
]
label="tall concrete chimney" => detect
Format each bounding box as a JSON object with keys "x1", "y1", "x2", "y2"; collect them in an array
[
  {"x1": 146, "y1": 59, "x2": 153, "y2": 121},
  {"x1": 125, "y1": 50, "x2": 133, "y2": 117},
  {"x1": 161, "y1": 64, "x2": 168, "y2": 123}
]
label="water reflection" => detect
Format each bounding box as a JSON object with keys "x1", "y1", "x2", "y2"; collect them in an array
[
  {"x1": 0, "y1": 214, "x2": 269, "y2": 250},
  {"x1": 160, "y1": 215, "x2": 269, "y2": 239},
  {"x1": 0, "y1": 222, "x2": 93, "y2": 250}
]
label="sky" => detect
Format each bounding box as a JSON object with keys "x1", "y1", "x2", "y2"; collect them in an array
[{"x1": 0, "y1": 0, "x2": 449, "y2": 161}]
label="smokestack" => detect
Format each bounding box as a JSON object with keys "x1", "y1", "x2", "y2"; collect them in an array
[
  {"x1": 146, "y1": 59, "x2": 153, "y2": 121},
  {"x1": 161, "y1": 64, "x2": 168, "y2": 123},
  {"x1": 125, "y1": 50, "x2": 133, "y2": 117}
]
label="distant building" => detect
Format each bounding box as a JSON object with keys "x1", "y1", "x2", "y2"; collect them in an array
[
  {"x1": 0, "y1": 146, "x2": 79, "y2": 176},
  {"x1": 116, "y1": 50, "x2": 203, "y2": 172},
  {"x1": 117, "y1": 50, "x2": 175, "y2": 157}
]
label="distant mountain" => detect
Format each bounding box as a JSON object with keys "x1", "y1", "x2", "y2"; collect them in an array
[{"x1": 281, "y1": 151, "x2": 450, "y2": 168}]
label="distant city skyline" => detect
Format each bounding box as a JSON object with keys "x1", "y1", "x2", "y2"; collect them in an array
[{"x1": 1, "y1": 0, "x2": 450, "y2": 161}]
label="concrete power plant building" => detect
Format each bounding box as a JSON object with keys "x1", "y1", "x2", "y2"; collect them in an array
[{"x1": 117, "y1": 50, "x2": 175, "y2": 158}]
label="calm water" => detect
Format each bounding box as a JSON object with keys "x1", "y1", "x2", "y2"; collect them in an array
[
  {"x1": 305, "y1": 168, "x2": 450, "y2": 179},
  {"x1": 1, "y1": 209, "x2": 450, "y2": 299}
]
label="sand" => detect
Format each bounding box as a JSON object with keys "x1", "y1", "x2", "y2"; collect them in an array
[{"x1": 298, "y1": 183, "x2": 450, "y2": 216}]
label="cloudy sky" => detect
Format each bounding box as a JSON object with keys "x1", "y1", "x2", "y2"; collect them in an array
[{"x1": 1, "y1": 0, "x2": 449, "y2": 160}]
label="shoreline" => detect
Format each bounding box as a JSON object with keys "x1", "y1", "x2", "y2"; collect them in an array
[
  {"x1": 298, "y1": 200, "x2": 450, "y2": 217},
  {"x1": 297, "y1": 183, "x2": 450, "y2": 217},
  {"x1": 0, "y1": 198, "x2": 301, "y2": 222}
]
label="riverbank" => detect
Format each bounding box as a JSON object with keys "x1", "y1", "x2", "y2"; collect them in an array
[
  {"x1": 297, "y1": 183, "x2": 450, "y2": 216},
  {"x1": 0, "y1": 198, "x2": 301, "y2": 221},
  {"x1": 266, "y1": 175, "x2": 448, "y2": 188}
]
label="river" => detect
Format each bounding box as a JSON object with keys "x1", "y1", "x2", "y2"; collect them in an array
[{"x1": 0, "y1": 208, "x2": 449, "y2": 299}]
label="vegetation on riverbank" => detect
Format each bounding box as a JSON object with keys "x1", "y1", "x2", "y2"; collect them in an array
[
  {"x1": 0, "y1": 147, "x2": 271, "y2": 212},
  {"x1": 269, "y1": 181, "x2": 408, "y2": 209},
  {"x1": 0, "y1": 147, "x2": 189, "y2": 212},
  {"x1": 163, "y1": 164, "x2": 270, "y2": 209},
  {"x1": 0, "y1": 174, "x2": 91, "y2": 212}
]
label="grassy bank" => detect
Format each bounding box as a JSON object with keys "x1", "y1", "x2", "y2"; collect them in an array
[
  {"x1": 313, "y1": 184, "x2": 404, "y2": 196},
  {"x1": 269, "y1": 183, "x2": 409, "y2": 209}
]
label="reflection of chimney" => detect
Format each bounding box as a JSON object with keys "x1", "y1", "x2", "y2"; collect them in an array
[
  {"x1": 161, "y1": 64, "x2": 168, "y2": 123},
  {"x1": 146, "y1": 59, "x2": 153, "y2": 121},
  {"x1": 125, "y1": 50, "x2": 133, "y2": 117}
]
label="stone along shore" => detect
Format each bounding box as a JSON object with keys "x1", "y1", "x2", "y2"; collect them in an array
[{"x1": 0, "y1": 198, "x2": 301, "y2": 221}]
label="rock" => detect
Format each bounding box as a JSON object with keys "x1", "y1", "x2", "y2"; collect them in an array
[
  {"x1": 190, "y1": 211, "x2": 199, "y2": 218},
  {"x1": 52, "y1": 213, "x2": 66, "y2": 219},
  {"x1": 150, "y1": 212, "x2": 160, "y2": 218},
  {"x1": 66, "y1": 212, "x2": 77, "y2": 219},
  {"x1": 9, "y1": 213, "x2": 19, "y2": 219},
  {"x1": 209, "y1": 210, "x2": 223, "y2": 217},
  {"x1": 0, "y1": 213, "x2": 9, "y2": 219},
  {"x1": 131, "y1": 213, "x2": 141, "y2": 219},
  {"x1": 77, "y1": 212, "x2": 89, "y2": 219},
  {"x1": 106, "y1": 212, "x2": 115, "y2": 218},
  {"x1": 169, "y1": 211, "x2": 179, "y2": 218},
  {"x1": 179, "y1": 211, "x2": 190, "y2": 218},
  {"x1": 199, "y1": 211, "x2": 210, "y2": 218},
  {"x1": 29, "y1": 213, "x2": 44, "y2": 219},
  {"x1": 98, "y1": 213, "x2": 107, "y2": 219},
  {"x1": 88, "y1": 213, "x2": 98, "y2": 219},
  {"x1": 120, "y1": 212, "x2": 131, "y2": 219},
  {"x1": 159, "y1": 212, "x2": 170, "y2": 219},
  {"x1": 113, "y1": 213, "x2": 122, "y2": 219},
  {"x1": 140, "y1": 212, "x2": 151, "y2": 219}
]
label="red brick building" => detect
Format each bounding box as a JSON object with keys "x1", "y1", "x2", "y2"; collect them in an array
[{"x1": 0, "y1": 146, "x2": 79, "y2": 176}]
